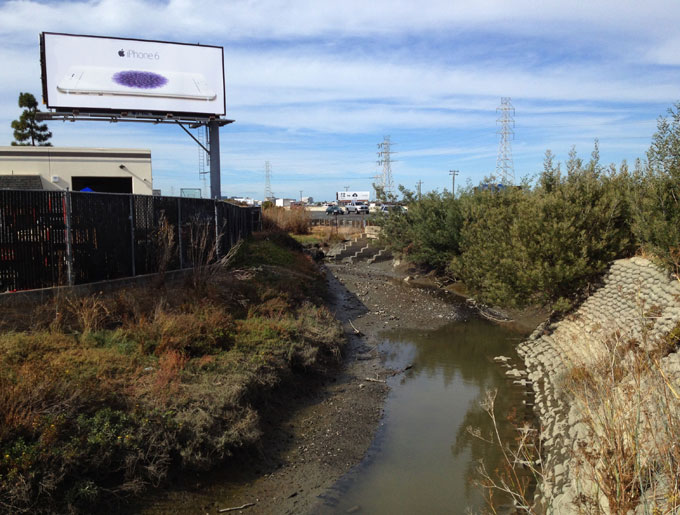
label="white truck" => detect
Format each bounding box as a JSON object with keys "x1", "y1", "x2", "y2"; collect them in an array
[{"x1": 344, "y1": 201, "x2": 369, "y2": 214}]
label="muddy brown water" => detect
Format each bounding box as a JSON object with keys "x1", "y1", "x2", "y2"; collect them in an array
[
  {"x1": 315, "y1": 318, "x2": 531, "y2": 514},
  {"x1": 141, "y1": 316, "x2": 531, "y2": 514}
]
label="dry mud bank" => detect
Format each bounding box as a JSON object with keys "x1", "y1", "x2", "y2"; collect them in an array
[{"x1": 517, "y1": 257, "x2": 680, "y2": 513}]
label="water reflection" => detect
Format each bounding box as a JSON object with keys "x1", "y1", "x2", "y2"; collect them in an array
[{"x1": 320, "y1": 318, "x2": 529, "y2": 514}]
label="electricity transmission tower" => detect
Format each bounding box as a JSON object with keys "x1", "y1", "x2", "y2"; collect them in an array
[
  {"x1": 264, "y1": 161, "x2": 273, "y2": 200},
  {"x1": 416, "y1": 180, "x2": 422, "y2": 200},
  {"x1": 377, "y1": 136, "x2": 395, "y2": 197},
  {"x1": 196, "y1": 125, "x2": 209, "y2": 197},
  {"x1": 495, "y1": 97, "x2": 515, "y2": 185}
]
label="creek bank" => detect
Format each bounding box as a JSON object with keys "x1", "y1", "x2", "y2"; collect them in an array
[
  {"x1": 517, "y1": 257, "x2": 680, "y2": 513},
  {"x1": 2, "y1": 233, "x2": 359, "y2": 514},
  {"x1": 144, "y1": 258, "x2": 478, "y2": 514}
]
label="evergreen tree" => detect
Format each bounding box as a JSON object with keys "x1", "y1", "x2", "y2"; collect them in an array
[
  {"x1": 538, "y1": 149, "x2": 561, "y2": 193},
  {"x1": 10, "y1": 92, "x2": 52, "y2": 146},
  {"x1": 632, "y1": 102, "x2": 680, "y2": 264}
]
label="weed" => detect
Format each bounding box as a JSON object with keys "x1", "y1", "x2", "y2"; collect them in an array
[
  {"x1": 154, "y1": 216, "x2": 177, "y2": 285},
  {"x1": 66, "y1": 293, "x2": 111, "y2": 336},
  {"x1": 476, "y1": 314, "x2": 680, "y2": 514}
]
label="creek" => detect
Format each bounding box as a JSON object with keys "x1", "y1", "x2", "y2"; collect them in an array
[
  {"x1": 139, "y1": 303, "x2": 532, "y2": 514},
  {"x1": 317, "y1": 317, "x2": 531, "y2": 514}
]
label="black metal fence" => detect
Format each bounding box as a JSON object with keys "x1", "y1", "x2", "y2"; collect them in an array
[{"x1": 0, "y1": 190, "x2": 261, "y2": 292}]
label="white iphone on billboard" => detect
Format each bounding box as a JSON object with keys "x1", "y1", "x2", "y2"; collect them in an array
[{"x1": 56, "y1": 66, "x2": 216, "y2": 101}]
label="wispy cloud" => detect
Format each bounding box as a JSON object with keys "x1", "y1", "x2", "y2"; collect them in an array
[{"x1": 0, "y1": 0, "x2": 678, "y2": 199}]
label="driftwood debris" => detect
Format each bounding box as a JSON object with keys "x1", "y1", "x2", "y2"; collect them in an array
[
  {"x1": 364, "y1": 377, "x2": 386, "y2": 383},
  {"x1": 348, "y1": 319, "x2": 363, "y2": 335},
  {"x1": 218, "y1": 502, "x2": 256, "y2": 513}
]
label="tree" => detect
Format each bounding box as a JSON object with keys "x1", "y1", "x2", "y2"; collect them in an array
[
  {"x1": 538, "y1": 149, "x2": 561, "y2": 193},
  {"x1": 11, "y1": 92, "x2": 52, "y2": 146},
  {"x1": 631, "y1": 102, "x2": 680, "y2": 264}
]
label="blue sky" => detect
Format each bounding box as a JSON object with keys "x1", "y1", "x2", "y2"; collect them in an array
[{"x1": 1, "y1": 0, "x2": 679, "y2": 201}]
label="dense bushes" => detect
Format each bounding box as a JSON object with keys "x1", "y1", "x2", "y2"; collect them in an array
[
  {"x1": 379, "y1": 188, "x2": 461, "y2": 270},
  {"x1": 379, "y1": 103, "x2": 680, "y2": 309}
]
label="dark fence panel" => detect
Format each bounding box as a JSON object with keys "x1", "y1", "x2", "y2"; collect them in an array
[
  {"x1": 0, "y1": 190, "x2": 260, "y2": 292},
  {"x1": 70, "y1": 192, "x2": 133, "y2": 284},
  {"x1": 0, "y1": 190, "x2": 68, "y2": 291}
]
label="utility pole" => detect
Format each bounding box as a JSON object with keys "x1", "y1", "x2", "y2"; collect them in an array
[
  {"x1": 449, "y1": 170, "x2": 459, "y2": 196},
  {"x1": 299, "y1": 190, "x2": 303, "y2": 203},
  {"x1": 416, "y1": 180, "x2": 423, "y2": 200},
  {"x1": 264, "y1": 161, "x2": 272, "y2": 201},
  {"x1": 377, "y1": 136, "x2": 395, "y2": 198},
  {"x1": 344, "y1": 185, "x2": 350, "y2": 192},
  {"x1": 496, "y1": 97, "x2": 515, "y2": 185}
]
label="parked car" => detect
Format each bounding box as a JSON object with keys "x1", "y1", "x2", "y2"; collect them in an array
[
  {"x1": 326, "y1": 205, "x2": 344, "y2": 215},
  {"x1": 344, "y1": 202, "x2": 369, "y2": 215},
  {"x1": 379, "y1": 205, "x2": 405, "y2": 214}
]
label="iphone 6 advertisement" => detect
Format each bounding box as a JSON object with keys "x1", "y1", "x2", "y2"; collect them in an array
[{"x1": 41, "y1": 33, "x2": 226, "y2": 116}]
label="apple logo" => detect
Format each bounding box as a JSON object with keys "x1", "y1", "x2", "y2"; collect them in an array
[{"x1": 118, "y1": 49, "x2": 125, "y2": 57}]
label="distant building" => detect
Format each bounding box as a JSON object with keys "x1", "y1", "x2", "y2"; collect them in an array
[
  {"x1": 180, "y1": 188, "x2": 202, "y2": 198},
  {"x1": 0, "y1": 146, "x2": 153, "y2": 195},
  {"x1": 275, "y1": 198, "x2": 296, "y2": 207},
  {"x1": 301, "y1": 196, "x2": 314, "y2": 204},
  {"x1": 232, "y1": 197, "x2": 257, "y2": 206}
]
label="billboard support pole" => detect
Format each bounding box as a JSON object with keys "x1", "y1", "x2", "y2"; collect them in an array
[{"x1": 208, "y1": 120, "x2": 221, "y2": 200}]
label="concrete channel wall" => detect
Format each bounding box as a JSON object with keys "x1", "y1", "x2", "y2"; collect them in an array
[{"x1": 516, "y1": 257, "x2": 680, "y2": 513}]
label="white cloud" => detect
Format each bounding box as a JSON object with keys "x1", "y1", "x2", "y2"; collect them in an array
[
  {"x1": 1, "y1": 0, "x2": 678, "y2": 199},
  {"x1": 2, "y1": 0, "x2": 678, "y2": 44}
]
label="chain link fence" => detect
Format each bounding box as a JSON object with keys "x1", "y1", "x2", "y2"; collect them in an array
[{"x1": 0, "y1": 190, "x2": 261, "y2": 292}]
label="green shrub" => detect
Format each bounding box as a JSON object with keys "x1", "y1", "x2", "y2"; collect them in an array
[
  {"x1": 378, "y1": 188, "x2": 462, "y2": 270},
  {"x1": 631, "y1": 102, "x2": 680, "y2": 266},
  {"x1": 451, "y1": 150, "x2": 633, "y2": 308}
]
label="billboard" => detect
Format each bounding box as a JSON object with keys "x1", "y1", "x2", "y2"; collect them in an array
[
  {"x1": 41, "y1": 32, "x2": 226, "y2": 117},
  {"x1": 337, "y1": 191, "x2": 370, "y2": 202}
]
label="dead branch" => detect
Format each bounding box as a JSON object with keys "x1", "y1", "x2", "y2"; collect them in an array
[
  {"x1": 348, "y1": 319, "x2": 363, "y2": 335},
  {"x1": 218, "y1": 502, "x2": 256, "y2": 513}
]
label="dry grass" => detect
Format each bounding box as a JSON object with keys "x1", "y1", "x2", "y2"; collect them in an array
[
  {"x1": 311, "y1": 224, "x2": 363, "y2": 243},
  {"x1": 475, "y1": 316, "x2": 680, "y2": 514},
  {"x1": 0, "y1": 232, "x2": 343, "y2": 513},
  {"x1": 562, "y1": 328, "x2": 680, "y2": 514},
  {"x1": 262, "y1": 206, "x2": 310, "y2": 234},
  {"x1": 469, "y1": 389, "x2": 544, "y2": 513}
]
